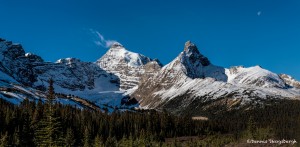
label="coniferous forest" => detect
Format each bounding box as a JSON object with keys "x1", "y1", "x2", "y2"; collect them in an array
[{"x1": 0, "y1": 80, "x2": 300, "y2": 146}]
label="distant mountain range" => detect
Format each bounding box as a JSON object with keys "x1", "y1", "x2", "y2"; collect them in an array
[{"x1": 0, "y1": 38, "x2": 299, "y2": 115}]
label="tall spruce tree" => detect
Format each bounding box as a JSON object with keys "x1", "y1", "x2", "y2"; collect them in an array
[
  {"x1": 94, "y1": 134, "x2": 104, "y2": 147},
  {"x1": 65, "y1": 128, "x2": 75, "y2": 147},
  {"x1": 247, "y1": 116, "x2": 257, "y2": 139},
  {"x1": 20, "y1": 102, "x2": 34, "y2": 147},
  {"x1": 83, "y1": 127, "x2": 91, "y2": 147},
  {"x1": 12, "y1": 127, "x2": 20, "y2": 146},
  {"x1": 34, "y1": 78, "x2": 63, "y2": 146},
  {"x1": 0, "y1": 132, "x2": 8, "y2": 147}
]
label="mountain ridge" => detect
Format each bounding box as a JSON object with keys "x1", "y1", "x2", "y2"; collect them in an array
[
  {"x1": 0, "y1": 37, "x2": 299, "y2": 115},
  {"x1": 132, "y1": 41, "x2": 300, "y2": 114}
]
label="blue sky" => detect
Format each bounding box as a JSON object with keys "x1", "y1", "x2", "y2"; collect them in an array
[{"x1": 0, "y1": 0, "x2": 299, "y2": 79}]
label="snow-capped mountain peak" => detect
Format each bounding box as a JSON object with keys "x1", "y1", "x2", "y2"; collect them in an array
[
  {"x1": 225, "y1": 65, "x2": 286, "y2": 88},
  {"x1": 110, "y1": 42, "x2": 124, "y2": 48},
  {"x1": 161, "y1": 41, "x2": 226, "y2": 81},
  {"x1": 96, "y1": 43, "x2": 160, "y2": 90},
  {"x1": 98, "y1": 43, "x2": 151, "y2": 67},
  {"x1": 132, "y1": 41, "x2": 300, "y2": 115},
  {"x1": 184, "y1": 40, "x2": 197, "y2": 52},
  {"x1": 182, "y1": 40, "x2": 210, "y2": 66}
]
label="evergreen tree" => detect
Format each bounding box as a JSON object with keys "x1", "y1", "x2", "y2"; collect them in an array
[
  {"x1": 247, "y1": 116, "x2": 257, "y2": 139},
  {"x1": 0, "y1": 132, "x2": 8, "y2": 147},
  {"x1": 105, "y1": 136, "x2": 117, "y2": 147},
  {"x1": 83, "y1": 127, "x2": 91, "y2": 147},
  {"x1": 20, "y1": 107, "x2": 34, "y2": 147},
  {"x1": 94, "y1": 134, "x2": 104, "y2": 147},
  {"x1": 31, "y1": 99, "x2": 44, "y2": 129},
  {"x1": 34, "y1": 78, "x2": 63, "y2": 146},
  {"x1": 65, "y1": 128, "x2": 75, "y2": 147},
  {"x1": 12, "y1": 127, "x2": 20, "y2": 146}
]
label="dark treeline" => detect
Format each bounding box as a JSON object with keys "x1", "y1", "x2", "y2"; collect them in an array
[
  {"x1": 208, "y1": 100, "x2": 300, "y2": 141},
  {"x1": 1, "y1": 98, "x2": 300, "y2": 146},
  {"x1": 0, "y1": 80, "x2": 299, "y2": 146},
  {"x1": 0, "y1": 97, "x2": 207, "y2": 146}
]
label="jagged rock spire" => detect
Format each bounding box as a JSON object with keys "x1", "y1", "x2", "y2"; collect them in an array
[
  {"x1": 184, "y1": 40, "x2": 199, "y2": 54},
  {"x1": 182, "y1": 40, "x2": 210, "y2": 66}
]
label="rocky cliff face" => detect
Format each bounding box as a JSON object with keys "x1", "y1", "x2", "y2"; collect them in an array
[
  {"x1": 32, "y1": 58, "x2": 120, "y2": 92},
  {"x1": 0, "y1": 38, "x2": 120, "y2": 97},
  {"x1": 0, "y1": 39, "x2": 40, "y2": 86}
]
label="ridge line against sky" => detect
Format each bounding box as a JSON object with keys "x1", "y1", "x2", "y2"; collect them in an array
[{"x1": 0, "y1": 0, "x2": 299, "y2": 80}]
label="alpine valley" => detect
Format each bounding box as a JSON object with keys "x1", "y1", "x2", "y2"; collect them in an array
[{"x1": 0, "y1": 37, "x2": 300, "y2": 115}]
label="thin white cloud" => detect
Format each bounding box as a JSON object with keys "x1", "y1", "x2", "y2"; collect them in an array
[
  {"x1": 105, "y1": 40, "x2": 117, "y2": 48},
  {"x1": 257, "y1": 11, "x2": 262, "y2": 16},
  {"x1": 90, "y1": 29, "x2": 118, "y2": 48}
]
